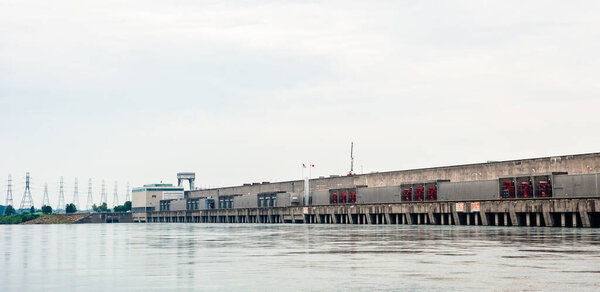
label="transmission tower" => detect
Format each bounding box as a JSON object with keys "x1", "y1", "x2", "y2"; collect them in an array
[
  {"x1": 42, "y1": 183, "x2": 50, "y2": 207},
  {"x1": 57, "y1": 176, "x2": 65, "y2": 210},
  {"x1": 86, "y1": 179, "x2": 93, "y2": 210},
  {"x1": 125, "y1": 181, "x2": 130, "y2": 202},
  {"x1": 5, "y1": 174, "x2": 13, "y2": 206},
  {"x1": 100, "y1": 180, "x2": 107, "y2": 205},
  {"x1": 72, "y1": 177, "x2": 79, "y2": 209},
  {"x1": 112, "y1": 181, "x2": 119, "y2": 207},
  {"x1": 19, "y1": 172, "x2": 34, "y2": 210}
]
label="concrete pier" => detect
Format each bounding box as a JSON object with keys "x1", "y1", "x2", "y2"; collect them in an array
[{"x1": 142, "y1": 198, "x2": 600, "y2": 228}]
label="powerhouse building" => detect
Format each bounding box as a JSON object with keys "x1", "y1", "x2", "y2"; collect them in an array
[{"x1": 132, "y1": 152, "x2": 600, "y2": 221}]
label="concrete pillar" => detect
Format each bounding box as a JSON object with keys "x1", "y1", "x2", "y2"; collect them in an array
[
  {"x1": 578, "y1": 202, "x2": 591, "y2": 228},
  {"x1": 572, "y1": 213, "x2": 577, "y2": 227},
  {"x1": 452, "y1": 212, "x2": 461, "y2": 225},
  {"x1": 561, "y1": 213, "x2": 566, "y2": 227},
  {"x1": 424, "y1": 214, "x2": 428, "y2": 224},
  {"x1": 401, "y1": 214, "x2": 406, "y2": 224},
  {"x1": 543, "y1": 212, "x2": 553, "y2": 227},
  {"x1": 508, "y1": 203, "x2": 523, "y2": 226},
  {"x1": 376, "y1": 214, "x2": 379, "y2": 225},
  {"x1": 428, "y1": 212, "x2": 436, "y2": 225},
  {"x1": 536, "y1": 213, "x2": 541, "y2": 227},
  {"x1": 466, "y1": 214, "x2": 470, "y2": 225},
  {"x1": 396, "y1": 214, "x2": 399, "y2": 224},
  {"x1": 542, "y1": 203, "x2": 554, "y2": 227},
  {"x1": 474, "y1": 214, "x2": 479, "y2": 226},
  {"x1": 526, "y1": 213, "x2": 531, "y2": 227},
  {"x1": 366, "y1": 213, "x2": 373, "y2": 224},
  {"x1": 504, "y1": 214, "x2": 508, "y2": 226},
  {"x1": 385, "y1": 212, "x2": 392, "y2": 225},
  {"x1": 448, "y1": 213, "x2": 452, "y2": 225},
  {"x1": 417, "y1": 214, "x2": 421, "y2": 224},
  {"x1": 405, "y1": 213, "x2": 413, "y2": 225},
  {"x1": 479, "y1": 209, "x2": 489, "y2": 226},
  {"x1": 494, "y1": 213, "x2": 499, "y2": 226},
  {"x1": 441, "y1": 214, "x2": 445, "y2": 225}
]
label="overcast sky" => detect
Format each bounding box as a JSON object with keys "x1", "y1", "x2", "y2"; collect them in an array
[{"x1": 1, "y1": 1, "x2": 599, "y2": 206}]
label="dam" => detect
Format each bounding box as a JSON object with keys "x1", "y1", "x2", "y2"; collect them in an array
[{"x1": 133, "y1": 152, "x2": 600, "y2": 227}]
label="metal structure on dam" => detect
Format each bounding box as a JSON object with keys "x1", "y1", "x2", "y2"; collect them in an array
[{"x1": 133, "y1": 152, "x2": 600, "y2": 228}]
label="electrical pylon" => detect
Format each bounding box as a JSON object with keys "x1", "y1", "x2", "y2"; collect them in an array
[
  {"x1": 5, "y1": 174, "x2": 13, "y2": 206},
  {"x1": 112, "y1": 181, "x2": 119, "y2": 207},
  {"x1": 125, "y1": 181, "x2": 130, "y2": 202},
  {"x1": 72, "y1": 177, "x2": 79, "y2": 209},
  {"x1": 42, "y1": 183, "x2": 50, "y2": 207},
  {"x1": 86, "y1": 179, "x2": 93, "y2": 210},
  {"x1": 100, "y1": 180, "x2": 107, "y2": 205},
  {"x1": 57, "y1": 176, "x2": 65, "y2": 210},
  {"x1": 19, "y1": 172, "x2": 34, "y2": 210}
]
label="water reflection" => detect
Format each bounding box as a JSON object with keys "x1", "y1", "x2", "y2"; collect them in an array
[{"x1": 0, "y1": 224, "x2": 599, "y2": 291}]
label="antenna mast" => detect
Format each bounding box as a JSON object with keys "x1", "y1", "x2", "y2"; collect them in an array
[
  {"x1": 5, "y1": 174, "x2": 13, "y2": 206},
  {"x1": 42, "y1": 183, "x2": 50, "y2": 207},
  {"x1": 57, "y1": 176, "x2": 65, "y2": 210},
  {"x1": 350, "y1": 142, "x2": 355, "y2": 175},
  {"x1": 19, "y1": 172, "x2": 34, "y2": 210}
]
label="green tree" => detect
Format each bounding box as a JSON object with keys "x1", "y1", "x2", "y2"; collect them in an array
[
  {"x1": 97, "y1": 202, "x2": 108, "y2": 212},
  {"x1": 41, "y1": 205, "x2": 52, "y2": 214},
  {"x1": 124, "y1": 201, "x2": 132, "y2": 211},
  {"x1": 65, "y1": 203, "x2": 77, "y2": 213},
  {"x1": 4, "y1": 205, "x2": 16, "y2": 216},
  {"x1": 92, "y1": 204, "x2": 98, "y2": 212},
  {"x1": 113, "y1": 201, "x2": 132, "y2": 212},
  {"x1": 30, "y1": 206, "x2": 35, "y2": 214}
]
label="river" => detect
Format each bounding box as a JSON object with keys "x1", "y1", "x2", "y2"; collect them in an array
[{"x1": 1, "y1": 224, "x2": 599, "y2": 291}]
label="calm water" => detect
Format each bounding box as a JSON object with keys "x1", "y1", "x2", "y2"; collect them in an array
[{"x1": 0, "y1": 224, "x2": 599, "y2": 291}]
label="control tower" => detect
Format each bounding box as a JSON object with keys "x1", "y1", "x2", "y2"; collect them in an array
[{"x1": 177, "y1": 172, "x2": 195, "y2": 191}]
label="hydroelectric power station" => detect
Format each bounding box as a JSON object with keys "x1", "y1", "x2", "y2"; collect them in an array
[{"x1": 132, "y1": 153, "x2": 600, "y2": 228}]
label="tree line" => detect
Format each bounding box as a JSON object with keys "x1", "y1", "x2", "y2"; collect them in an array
[{"x1": 2, "y1": 201, "x2": 132, "y2": 216}]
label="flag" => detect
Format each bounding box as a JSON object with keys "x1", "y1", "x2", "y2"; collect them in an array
[
  {"x1": 302, "y1": 164, "x2": 306, "y2": 168},
  {"x1": 311, "y1": 164, "x2": 315, "y2": 167}
]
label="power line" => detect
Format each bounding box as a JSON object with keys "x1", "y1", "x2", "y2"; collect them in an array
[
  {"x1": 72, "y1": 177, "x2": 79, "y2": 210},
  {"x1": 5, "y1": 174, "x2": 13, "y2": 206},
  {"x1": 112, "y1": 181, "x2": 119, "y2": 207},
  {"x1": 125, "y1": 181, "x2": 130, "y2": 202},
  {"x1": 19, "y1": 172, "x2": 34, "y2": 210},
  {"x1": 57, "y1": 176, "x2": 65, "y2": 210},
  {"x1": 42, "y1": 183, "x2": 50, "y2": 207},
  {"x1": 86, "y1": 178, "x2": 93, "y2": 210},
  {"x1": 100, "y1": 179, "x2": 107, "y2": 205}
]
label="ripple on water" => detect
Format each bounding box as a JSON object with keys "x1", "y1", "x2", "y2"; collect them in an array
[{"x1": 0, "y1": 224, "x2": 598, "y2": 291}]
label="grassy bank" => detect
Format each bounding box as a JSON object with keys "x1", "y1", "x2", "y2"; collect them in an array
[
  {"x1": 0, "y1": 214, "x2": 91, "y2": 225},
  {"x1": 21, "y1": 214, "x2": 89, "y2": 224},
  {"x1": 0, "y1": 214, "x2": 40, "y2": 224}
]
